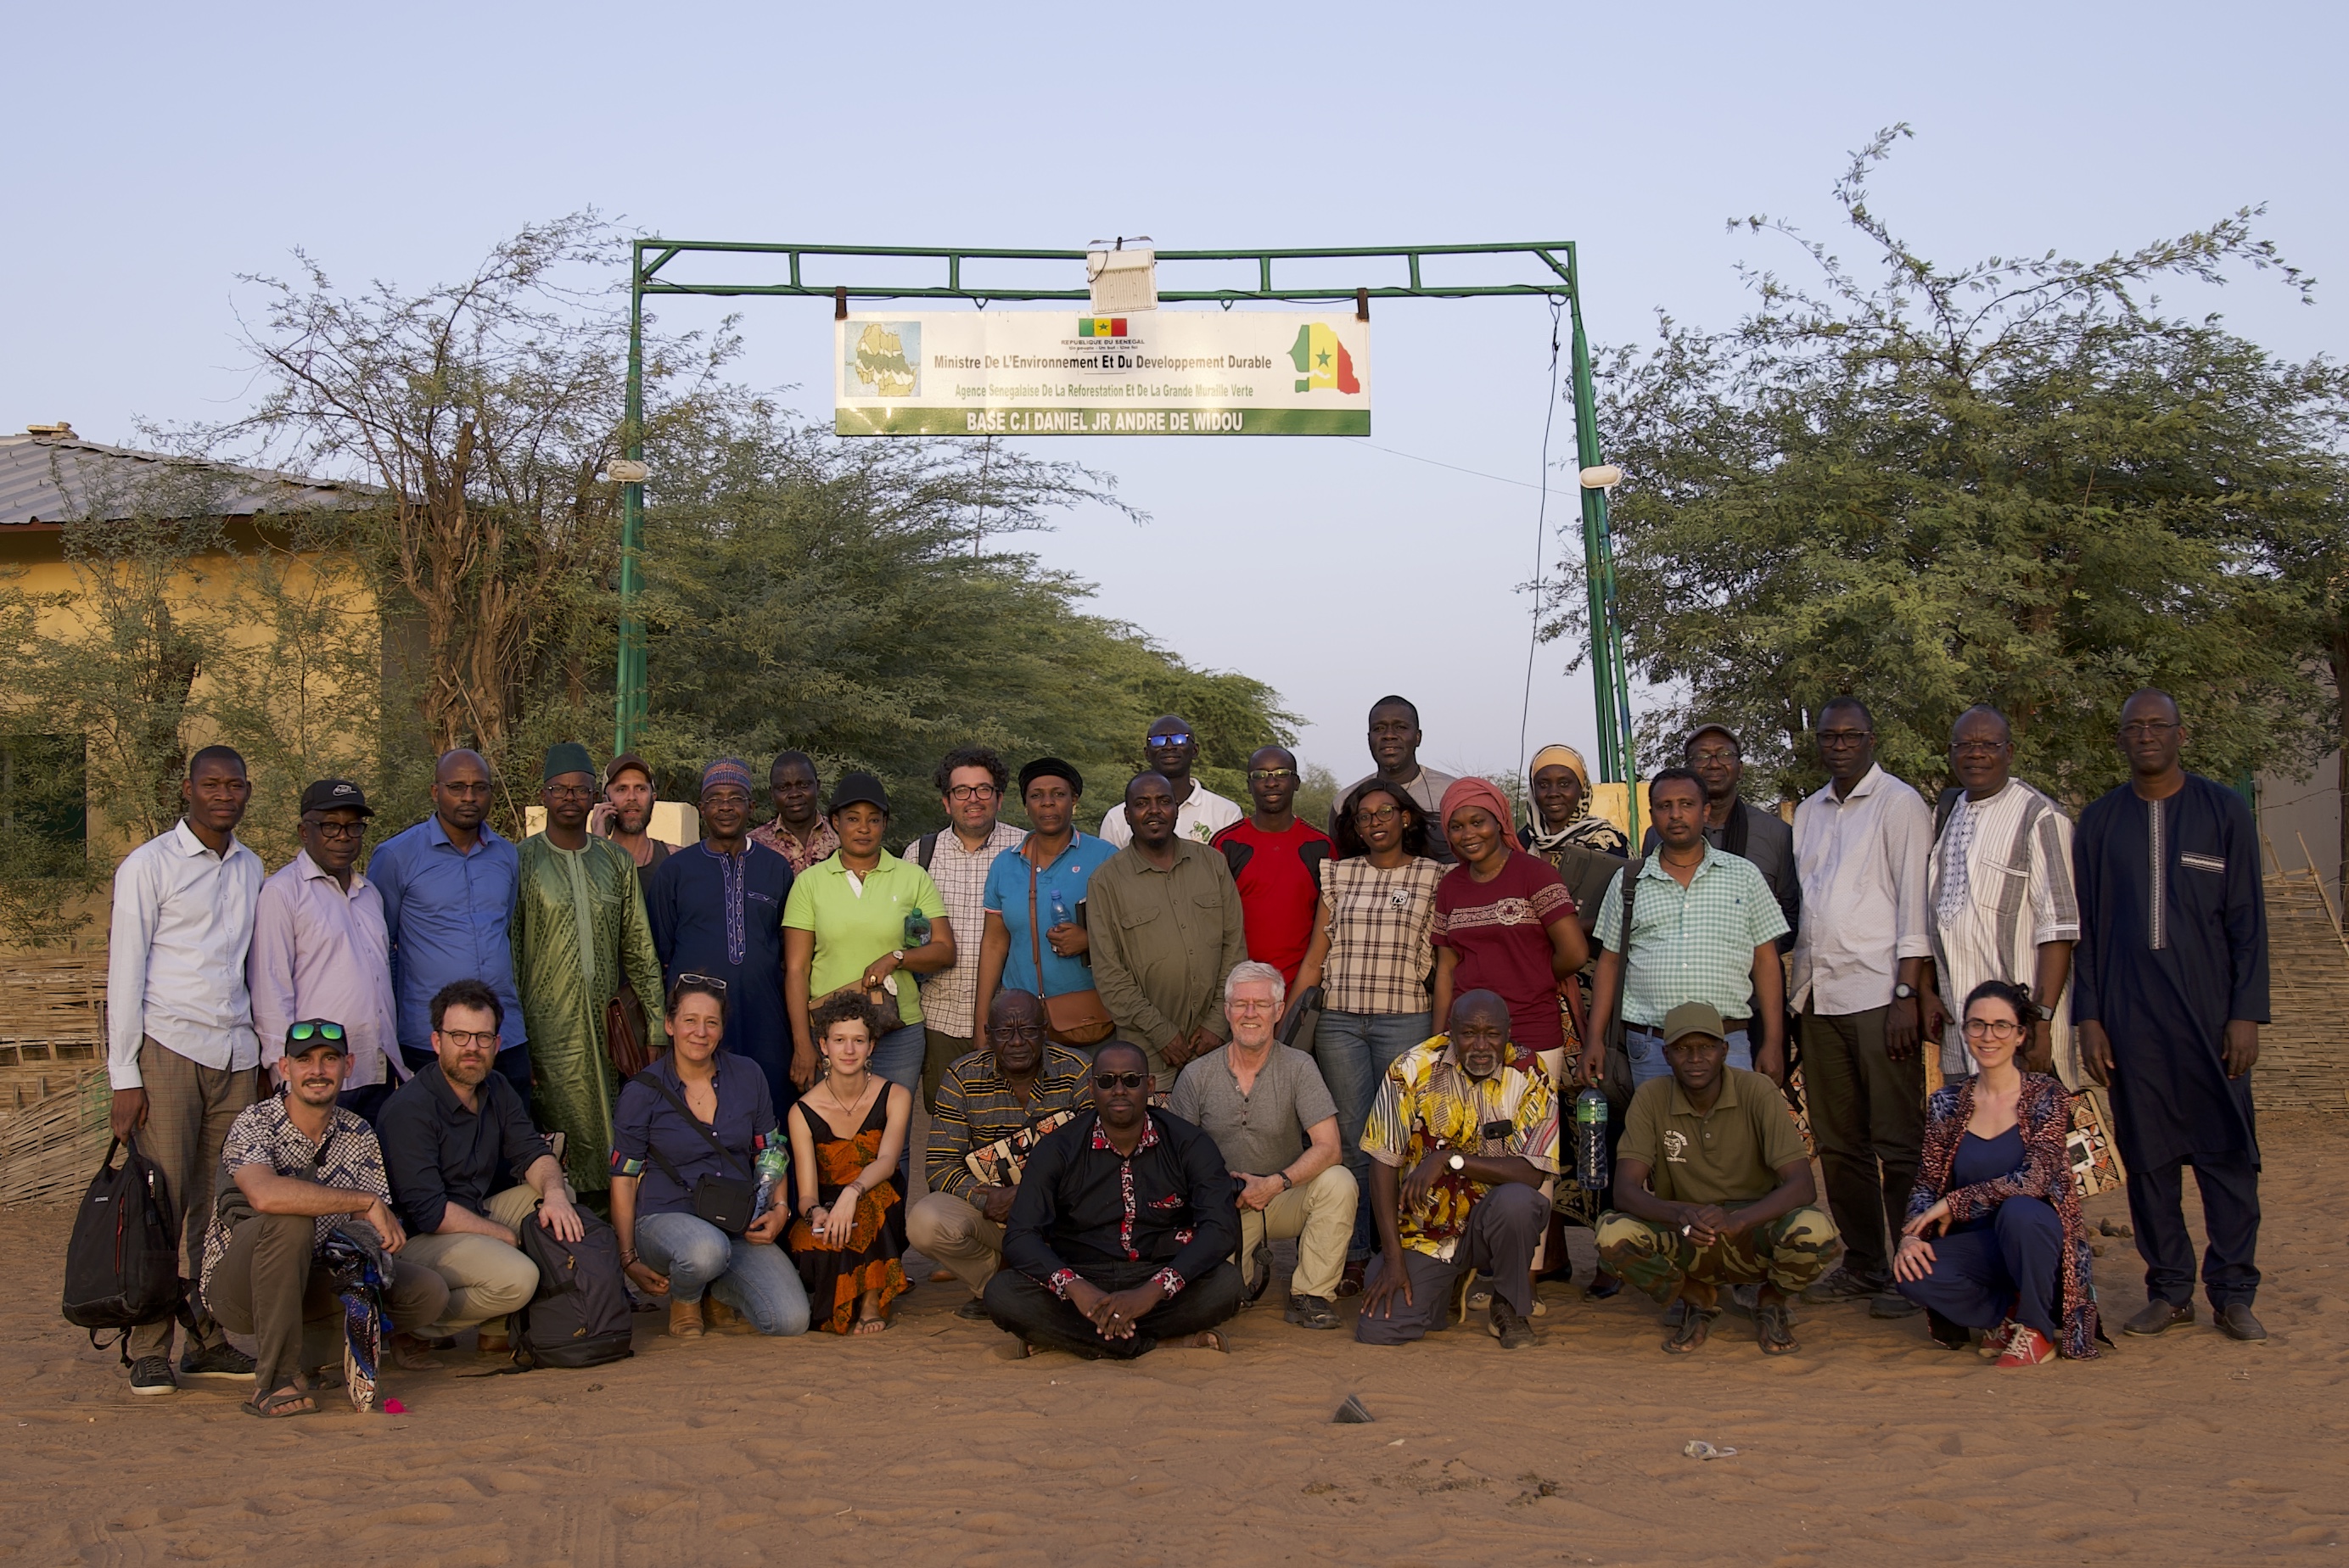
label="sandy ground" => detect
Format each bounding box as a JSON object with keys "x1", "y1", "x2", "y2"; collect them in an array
[{"x1": 1, "y1": 1112, "x2": 2343, "y2": 1568}]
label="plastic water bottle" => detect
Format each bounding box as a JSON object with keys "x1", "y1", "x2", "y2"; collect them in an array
[
  {"x1": 754, "y1": 1141, "x2": 789, "y2": 1219},
  {"x1": 1573, "y1": 1086, "x2": 1609, "y2": 1191},
  {"x1": 1050, "y1": 888, "x2": 1071, "y2": 928}
]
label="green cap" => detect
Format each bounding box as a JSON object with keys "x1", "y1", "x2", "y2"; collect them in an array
[
  {"x1": 543, "y1": 741, "x2": 597, "y2": 783},
  {"x1": 1660, "y1": 1001, "x2": 1729, "y2": 1049}
]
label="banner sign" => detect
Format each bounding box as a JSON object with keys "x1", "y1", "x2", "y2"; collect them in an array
[{"x1": 834, "y1": 311, "x2": 1370, "y2": 436}]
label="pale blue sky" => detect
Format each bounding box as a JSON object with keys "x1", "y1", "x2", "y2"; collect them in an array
[{"x1": 9, "y1": 1, "x2": 2342, "y2": 782}]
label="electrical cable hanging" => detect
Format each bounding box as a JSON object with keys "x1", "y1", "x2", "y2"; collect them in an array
[{"x1": 1516, "y1": 295, "x2": 1566, "y2": 783}]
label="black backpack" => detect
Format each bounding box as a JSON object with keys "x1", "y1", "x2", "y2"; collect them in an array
[
  {"x1": 61, "y1": 1135, "x2": 188, "y2": 1356},
  {"x1": 509, "y1": 1206, "x2": 636, "y2": 1369}
]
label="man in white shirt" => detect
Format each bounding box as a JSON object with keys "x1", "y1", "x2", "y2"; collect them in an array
[
  {"x1": 1330, "y1": 695, "x2": 1460, "y2": 862},
  {"x1": 1928, "y1": 706, "x2": 2079, "y2": 1082},
  {"x1": 1096, "y1": 714, "x2": 1242, "y2": 848},
  {"x1": 1789, "y1": 697, "x2": 1933, "y2": 1319},
  {"x1": 105, "y1": 745, "x2": 266, "y2": 1396}
]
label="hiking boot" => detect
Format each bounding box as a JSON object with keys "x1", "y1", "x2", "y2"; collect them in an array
[
  {"x1": 669, "y1": 1299, "x2": 705, "y2": 1338},
  {"x1": 1285, "y1": 1293, "x2": 1338, "y2": 1331},
  {"x1": 2217, "y1": 1303, "x2": 2268, "y2": 1342},
  {"x1": 1801, "y1": 1267, "x2": 1881, "y2": 1305},
  {"x1": 177, "y1": 1341, "x2": 256, "y2": 1384},
  {"x1": 2122, "y1": 1299, "x2": 2195, "y2": 1337},
  {"x1": 128, "y1": 1355, "x2": 178, "y2": 1396},
  {"x1": 704, "y1": 1297, "x2": 754, "y2": 1335},
  {"x1": 1489, "y1": 1297, "x2": 1535, "y2": 1350}
]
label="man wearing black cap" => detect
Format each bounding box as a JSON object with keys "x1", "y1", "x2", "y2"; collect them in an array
[
  {"x1": 513, "y1": 742, "x2": 670, "y2": 1197},
  {"x1": 974, "y1": 759, "x2": 1113, "y2": 1056},
  {"x1": 250, "y1": 779, "x2": 406, "y2": 1123}
]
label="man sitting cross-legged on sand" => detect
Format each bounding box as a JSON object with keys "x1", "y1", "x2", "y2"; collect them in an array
[
  {"x1": 1596, "y1": 1001, "x2": 1842, "y2": 1355},
  {"x1": 1356, "y1": 988, "x2": 1555, "y2": 1350},
  {"x1": 378, "y1": 979, "x2": 586, "y2": 1360},
  {"x1": 1168, "y1": 960, "x2": 1357, "y2": 1330},
  {"x1": 983, "y1": 1040, "x2": 1244, "y2": 1358},
  {"x1": 906, "y1": 988, "x2": 1094, "y2": 1319},
  {"x1": 199, "y1": 1018, "x2": 449, "y2": 1417}
]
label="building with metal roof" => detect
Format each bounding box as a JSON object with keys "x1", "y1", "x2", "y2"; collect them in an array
[{"x1": 0, "y1": 423, "x2": 373, "y2": 528}]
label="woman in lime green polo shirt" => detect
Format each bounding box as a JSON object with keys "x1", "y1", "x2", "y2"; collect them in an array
[{"x1": 782, "y1": 772, "x2": 954, "y2": 1099}]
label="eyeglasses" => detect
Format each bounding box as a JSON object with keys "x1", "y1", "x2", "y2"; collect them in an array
[
  {"x1": 1093, "y1": 1071, "x2": 1149, "y2": 1090},
  {"x1": 2120, "y1": 720, "x2": 2178, "y2": 739},
  {"x1": 544, "y1": 782, "x2": 596, "y2": 800},
  {"x1": 304, "y1": 819, "x2": 367, "y2": 841},
  {"x1": 1146, "y1": 732, "x2": 1193, "y2": 748},
  {"x1": 1962, "y1": 1018, "x2": 2025, "y2": 1039},
  {"x1": 437, "y1": 1030, "x2": 501, "y2": 1050},
  {"x1": 1816, "y1": 730, "x2": 1873, "y2": 748},
  {"x1": 1951, "y1": 740, "x2": 2008, "y2": 756},
  {"x1": 947, "y1": 783, "x2": 1000, "y2": 801},
  {"x1": 1354, "y1": 804, "x2": 1401, "y2": 824},
  {"x1": 1247, "y1": 768, "x2": 1296, "y2": 782},
  {"x1": 990, "y1": 1023, "x2": 1045, "y2": 1042},
  {"x1": 287, "y1": 1020, "x2": 345, "y2": 1044},
  {"x1": 1687, "y1": 748, "x2": 1738, "y2": 766}
]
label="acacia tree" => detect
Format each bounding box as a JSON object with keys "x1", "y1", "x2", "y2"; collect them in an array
[
  {"x1": 211, "y1": 216, "x2": 664, "y2": 770},
  {"x1": 1554, "y1": 126, "x2": 2346, "y2": 813}
]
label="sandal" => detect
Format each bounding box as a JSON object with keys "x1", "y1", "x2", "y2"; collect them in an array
[
  {"x1": 243, "y1": 1383, "x2": 315, "y2": 1419},
  {"x1": 852, "y1": 1313, "x2": 890, "y2": 1336},
  {"x1": 1664, "y1": 1306, "x2": 1718, "y2": 1354},
  {"x1": 1755, "y1": 1301, "x2": 1798, "y2": 1356}
]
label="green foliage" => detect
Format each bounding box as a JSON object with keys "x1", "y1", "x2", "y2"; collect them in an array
[
  {"x1": 1556, "y1": 127, "x2": 2347, "y2": 806},
  {"x1": 629, "y1": 402, "x2": 1296, "y2": 842}
]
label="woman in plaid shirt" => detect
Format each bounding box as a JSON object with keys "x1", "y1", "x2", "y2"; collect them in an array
[{"x1": 1296, "y1": 779, "x2": 1445, "y2": 1290}]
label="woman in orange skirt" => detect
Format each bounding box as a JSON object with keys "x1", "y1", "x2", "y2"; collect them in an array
[{"x1": 785, "y1": 994, "x2": 914, "y2": 1334}]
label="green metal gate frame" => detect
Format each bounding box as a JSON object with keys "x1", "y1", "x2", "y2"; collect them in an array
[{"x1": 615, "y1": 239, "x2": 1638, "y2": 818}]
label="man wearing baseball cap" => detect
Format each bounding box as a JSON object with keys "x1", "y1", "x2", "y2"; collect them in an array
[
  {"x1": 200, "y1": 1017, "x2": 449, "y2": 1417},
  {"x1": 1595, "y1": 1001, "x2": 1842, "y2": 1357},
  {"x1": 249, "y1": 779, "x2": 406, "y2": 1123}
]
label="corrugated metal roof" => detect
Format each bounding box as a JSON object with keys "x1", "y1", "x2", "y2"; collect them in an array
[{"x1": 0, "y1": 429, "x2": 376, "y2": 527}]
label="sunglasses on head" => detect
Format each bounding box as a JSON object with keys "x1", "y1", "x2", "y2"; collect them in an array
[
  {"x1": 1093, "y1": 1071, "x2": 1149, "y2": 1090},
  {"x1": 676, "y1": 972, "x2": 730, "y2": 992},
  {"x1": 287, "y1": 1020, "x2": 345, "y2": 1044}
]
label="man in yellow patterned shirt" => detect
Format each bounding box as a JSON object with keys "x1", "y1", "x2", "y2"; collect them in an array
[{"x1": 1356, "y1": 990, "x2": 1556, "y2": 1348}]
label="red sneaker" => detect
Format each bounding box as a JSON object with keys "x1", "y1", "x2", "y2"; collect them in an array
[
  {"x1": 1976, "y1": 1317, "x2": 2017, "y2": 1359},
  {"x1": 1994, "y1": 1326, "x2": 2056, "y2": 1367}
]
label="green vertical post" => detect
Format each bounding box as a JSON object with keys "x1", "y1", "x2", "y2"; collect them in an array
[
  {"x1": 614, "y1": 245, "x2": 648, "y2": 756},
  {"x1": 1564, "y1": 254, "x2": 1639, "y2": 843}
]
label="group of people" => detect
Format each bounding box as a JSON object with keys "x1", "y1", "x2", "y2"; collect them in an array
[{"x1": 100, "y1": 683, "x2": 2268, "y2": 1409}]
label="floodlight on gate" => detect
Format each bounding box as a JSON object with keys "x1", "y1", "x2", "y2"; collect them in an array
[
  {"x1": 603, "y1": 460, "x2": 651, "y2": 484},
  {"x1": 1085, "y1": 238, "x2": 1158, "y2": 314},
  {"x1": 1579, "y1": 464, "x2": 1623, "y2": 490}
]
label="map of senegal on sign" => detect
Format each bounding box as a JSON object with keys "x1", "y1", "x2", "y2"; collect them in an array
[{"x1": 835, "y1": 311, "x2": 1369, "y2": 435}]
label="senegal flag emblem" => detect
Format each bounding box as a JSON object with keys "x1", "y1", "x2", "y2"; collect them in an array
[
  {"x1": 1079, "y1": 317, "x2": 1128, "y2": 338},
  {"x1": 1288, "y1": 323, "x2": 1361, "y2": 395}
]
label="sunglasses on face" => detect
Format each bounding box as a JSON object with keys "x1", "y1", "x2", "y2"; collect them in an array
[
  {"x1": 1146, "y1": 733, "x2": 1193, "y2": 748},
  {"x1": 1093, "y1": 1071, "x2": 1149, "y2": 1090},
  {"x1": 1247, "y1": 768, "x2": 1297, "y2": 782},
  {"x1": 287, "y1": 1020, "x2": 345, "y2": 1044}
]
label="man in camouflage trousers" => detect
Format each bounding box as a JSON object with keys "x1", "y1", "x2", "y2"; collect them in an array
[{"x1": 1597, "y1": 1002, "x2": 1841, "y2": 1356}]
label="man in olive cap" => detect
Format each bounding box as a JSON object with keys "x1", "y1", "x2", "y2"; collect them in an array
[{"x1": 513, "y1": 742, "x2": 670, "y2": 1195}]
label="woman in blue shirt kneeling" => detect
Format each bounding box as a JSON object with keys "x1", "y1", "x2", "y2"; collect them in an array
[{"x1": 612, "y1": 975, "x2": 810, "y2": 1338}]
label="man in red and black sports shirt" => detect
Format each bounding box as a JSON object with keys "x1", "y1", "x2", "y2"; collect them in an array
[{"x1": 1213, "y1": 746, "x2": 1336, "y2": 990}]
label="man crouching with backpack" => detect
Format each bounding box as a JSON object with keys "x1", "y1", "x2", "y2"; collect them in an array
[
  {"x1": 200, "y1": 1017, "x2": 449, "y2": 1417},
  {"x1": 378, "y1": 980, "x2": 586, "y2": 1362}
]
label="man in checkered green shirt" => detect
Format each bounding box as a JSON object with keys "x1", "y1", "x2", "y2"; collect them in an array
[{"x1": 1579, "y1": 769, "x2": 1790, "y2": 1089}]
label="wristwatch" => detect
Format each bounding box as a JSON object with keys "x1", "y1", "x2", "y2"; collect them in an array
[
  {"x1": 1447, "y1": 1152, "x2": 1467, "y2": 1173},
  {"x1": 1892, "y1": 983, "x2": 1917, "y2": 1001}
]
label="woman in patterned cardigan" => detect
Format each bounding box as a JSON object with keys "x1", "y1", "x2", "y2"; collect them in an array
[{"x1": 1892, "y1": 978, "x2": 2100, "y2": 1363}]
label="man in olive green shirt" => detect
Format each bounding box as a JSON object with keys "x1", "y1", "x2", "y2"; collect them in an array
[
  {"x1": 1597, "y1": 1001, "x2": 1842, "y2": 1357},
  {"x1": 1085, "y1": 772, "x2": 1249, "y2": 1089}
]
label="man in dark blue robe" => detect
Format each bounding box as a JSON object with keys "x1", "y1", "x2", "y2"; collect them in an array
[
  {"x1": 2073, "y1": 689, "x2": 2269, "y2": 1342},
  {"x1": 647, "y1": 759, "x2": 796, "y2": 1114}
]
